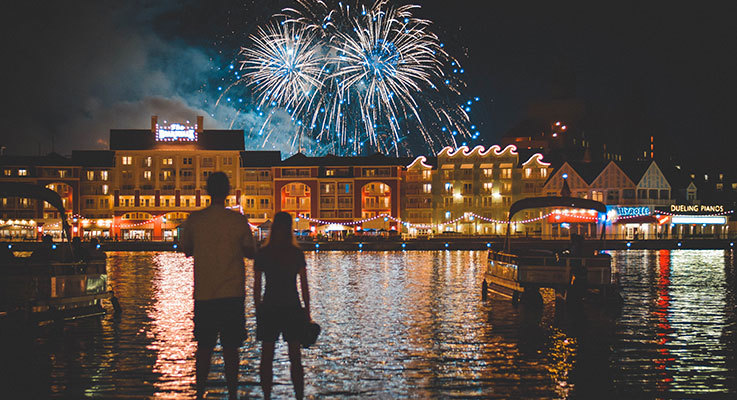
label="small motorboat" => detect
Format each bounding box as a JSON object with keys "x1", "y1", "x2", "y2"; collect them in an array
[
  {"x1": 485, "y1": 196, "x2": 615, "y2": 304},
  {"x1": 0, "y1": 182, "x2": 114, "y2": 323}
]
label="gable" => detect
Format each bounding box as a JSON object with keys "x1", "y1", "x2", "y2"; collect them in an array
[
  {"x1": 637, "y1": 162, "x2": 671, "y2": 190},
  {"x1": 590, "y1": 161, "x2": 635, "y2": 189},
  {"x1": 543, "y1": 162, "x2": 588, "y2": 191}
]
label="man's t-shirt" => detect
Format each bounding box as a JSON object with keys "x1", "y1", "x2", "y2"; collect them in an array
[
  {"x1": 254, "y1": 245, "x2": 306, "y2": 309},
  {"x1": 180, "y1": 205, "x2": 255, "y2": 301}
]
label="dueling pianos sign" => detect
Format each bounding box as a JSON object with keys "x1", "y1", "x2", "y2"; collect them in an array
[
  {"x1": 666, "y1": 204, "x2": 725, "y2": 214},
  {"x1": 656, "y1": 204, "x2": 730, "y2": 225}
]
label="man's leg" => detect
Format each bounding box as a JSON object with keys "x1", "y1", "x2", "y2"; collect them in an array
[
  {"x1": 195, "y1": 343, "x2": 214, "y2": 399},
  {"x1": 223, "y1": 346, "x2": 240, "y2": 400},
  {"x1": 260, "y1": 341, "x2": 275, "y2": 400},
  {"x1": 287, "y1": 341, "x2": 304, "y2": 400}
]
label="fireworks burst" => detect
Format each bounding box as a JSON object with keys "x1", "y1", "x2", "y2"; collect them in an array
[{"x1": 231, "y1": 0, "x2": 477, "y2": 156}]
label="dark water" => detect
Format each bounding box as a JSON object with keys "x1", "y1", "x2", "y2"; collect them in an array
[{"x1": 1, "y1": 250, "x2": 736, "y2": 398}]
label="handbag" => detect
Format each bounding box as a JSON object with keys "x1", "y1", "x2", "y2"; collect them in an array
[{"x1": 301, "y1": 319, "x2": 321, "y2": 348}]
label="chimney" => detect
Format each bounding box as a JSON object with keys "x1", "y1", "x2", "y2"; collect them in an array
[
  {"x1": 196, "y1": 115, "x2": 204, "y2": 133},
  {"x1": 151, "y1": 115, "x2": 158, "y2": 133}
]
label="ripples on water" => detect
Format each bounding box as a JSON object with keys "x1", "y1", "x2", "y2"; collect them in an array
[{"x1": 1, "y1": 250, "x2": 735, "y2": 398}]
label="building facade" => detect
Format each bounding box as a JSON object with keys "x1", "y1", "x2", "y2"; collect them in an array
[{"x1": 2, "y1": 116, "x2": 733, "y2": 241}]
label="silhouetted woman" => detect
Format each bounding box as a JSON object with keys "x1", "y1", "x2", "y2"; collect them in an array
[{"x1": 254, "y1": 212, "x2": 311, "y2": 399}]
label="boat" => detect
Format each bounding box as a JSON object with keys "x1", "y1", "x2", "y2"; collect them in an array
[
  {"x1": 0, "y1": 182, "x2": 115, "y2": 323},
  {"x1": 485, "y1": 196, "x2": 615, "y2": 304}
]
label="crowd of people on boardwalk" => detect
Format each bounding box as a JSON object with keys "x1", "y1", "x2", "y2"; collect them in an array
[{"x1": 180, "y1": 171, "x2": 314, "y2": 400}]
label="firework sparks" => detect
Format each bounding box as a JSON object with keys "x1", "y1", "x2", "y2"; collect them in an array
[{"x1": 237, "y1": 0, "x2": 474, "y2": 156}]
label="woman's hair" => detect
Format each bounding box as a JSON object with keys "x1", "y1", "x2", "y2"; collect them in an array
[{"x1": 263, "y1": 211, "x2": 298, "y2": 249}]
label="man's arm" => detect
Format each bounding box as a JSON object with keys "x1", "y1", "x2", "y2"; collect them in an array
[
  {"x1": 241, "y1": 216, "x2": 256, "y2": 259},
  {"x1": 179, "y1": 218, "x2": 193, "y2": 257}
]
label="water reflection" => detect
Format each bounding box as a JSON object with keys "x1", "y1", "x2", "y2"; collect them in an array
[
  {"x1": 148, "y1": 253, "x2": 196, "y2": 398},
  {"x1": 1, "y1": 250, "x2": 735, "y2": 398},
  {"x1": 612, "y1": 249, "x2": 736, "y2": 396}
]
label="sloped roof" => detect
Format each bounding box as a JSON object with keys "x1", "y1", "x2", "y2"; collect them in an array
[
  {"x1": 660, "y1": 165, "x2": 696, "y2": 191},
  {"x1": 616, "y1": 161, "x2": 652, "y2": 184},
  {"x1": 240, "y1": 151, "x2": 282, "y2": 167},
  {"x1": 72, "y1": 150, "x2": 115, "y2": 167},
  {"x1": 0, "y1": 153, "x2": 76, "y2": 166},
  {"x1": 567, "y1": 161, "x2": 608, "y2": 184},
  {"x1": 280, "y1": 152, "x2": 413, "y2": 167}
]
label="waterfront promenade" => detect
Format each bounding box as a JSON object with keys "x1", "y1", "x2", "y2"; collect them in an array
[{"x1": 3, "y1": 237, "x2": 735, "y2": 252}]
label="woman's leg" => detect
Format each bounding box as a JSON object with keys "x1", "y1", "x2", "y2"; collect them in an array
[
  {"x1": 287, "y1": 341, "x2": 304, "y2": 400},
  {"x1": 260, "y1": 341, "x2": 275, "y2": 399}
]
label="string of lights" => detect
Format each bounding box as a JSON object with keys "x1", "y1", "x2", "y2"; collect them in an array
[
  {"x1": 653, "y1": 209, "x2": 733, "y2": 217},
  {"x1": 295, "y1": 210, "x2": 569, "y2": 230}
]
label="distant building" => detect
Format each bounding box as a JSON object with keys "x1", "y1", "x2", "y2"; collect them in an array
[{"x1": 1, "y1": 115, "x2": 733, "y2": 241}]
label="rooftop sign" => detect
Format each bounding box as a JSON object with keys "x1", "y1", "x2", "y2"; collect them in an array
[{"x1": 155, "y1": 123, "x2": 198, "y2": 142}]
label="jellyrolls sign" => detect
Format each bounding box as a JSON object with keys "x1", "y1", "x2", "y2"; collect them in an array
[{"x1": 615, "y1": 206, "x2": 651, "y2": 217}]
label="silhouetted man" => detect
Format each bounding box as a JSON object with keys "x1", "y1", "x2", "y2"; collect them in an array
[{"x1": 180, "y1": 172, "x2": 256, "y2": 400}]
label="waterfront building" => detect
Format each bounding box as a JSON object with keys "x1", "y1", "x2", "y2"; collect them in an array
[
  {"x1": 107, "y1": 116, "x2": 244, "y2": 240},
  {"x1": 542, "y1": 159, "x2": 730, "y2": 239},
  {"x1": 2, "y1": 114, "x2": 733, "y2": 241},
  {"x1": 273, "y1": 153, "x2": 408, "y2": 234},
  {"x1": 0, "y1": 153, "x2": 81, "y2": 240},
  {"x1": 402, "y1": 156, "x2": 435, "y2": 236},
  {"x1": 240, "y1": 151, "x2": 280, "y2": 225},
  {"x1": 406, "y1": 145, "x2": 551, "y2": 235},
  {"x1": 72, "y1": 150, "x2": 115, "y2": 238}
]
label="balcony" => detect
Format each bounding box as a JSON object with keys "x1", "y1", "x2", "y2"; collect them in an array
[
  {"x1": 244, "y1": 188, "x2": 273, "y2": 195},
  {"x1": 406, "y1": 201, "x2": 432, "y2": 209}
]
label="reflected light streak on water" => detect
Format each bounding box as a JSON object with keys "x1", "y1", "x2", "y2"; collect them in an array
[
  {"x1": 1, "y1": 250, "x2": 735, "y2": 398},
  {"x1": 147, "y1": 253, "x2": 196, "y2": 398}
]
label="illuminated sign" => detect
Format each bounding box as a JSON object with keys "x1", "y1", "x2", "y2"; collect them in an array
[
  {"x1": 156, "y1": 123, "x2": 198, "y2": 142},
  {"x1": 616, "y1": 206, "x2": 650, "y2": 217},
  {"x1": 670, "y1": 204, "x2": 724, "y2": 213},
  {"x1": 671, "y1": 216, "x2": 727, "y2": 225}
]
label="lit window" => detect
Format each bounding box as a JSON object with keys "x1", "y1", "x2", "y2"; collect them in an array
[
  {"x1": 163, "y1": 158, "x2": 173, "y2": 165},
  {"x1": 483, "y1": 182, "x2": 493, "y2": 191},
  {"x1": 18, "y1": 169, "x2": 28, "y2": 176},
  {"x1": 444, "y1": 183, "x2": 452, "y2": 192},
  {"x1": 143, "y1": 171, "x2": 152, "y2": 180},
  {"x1": 525, "y1": 168, "x2": 532, "y2": 178},
  {"x1": 86, "y1": 171, "x2": 94, "y2": 180},
  {"x1": 483, "y1": 168, "x2": 493, "y2": 178},
  {"x1": 423, "y1": 183, "x2": 432, "y2": 193},
  {"x1": 122, "y1": 156, "x2": 132, "y2": 165},
  {"x1": 4, "y1": 169, "x2": 11, "y2": 176},
  {"x1": 100, "y1": 170, "x2": 108, "y2": 181},
  {"x1": 540, "y1": 168, "x2": 548, "y2": 178},
  {"x1": 422, "y1": 170, "x2": 432, "y2": 180},
  {"x1": 445, "y1": 211, "x2": 451, "y2": 219},
  {"x1": 326, "y1": 169, "x2": 335, "y2": 176}
]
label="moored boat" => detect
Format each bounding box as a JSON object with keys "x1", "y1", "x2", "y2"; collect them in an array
[
  {"x1": 0, "y1": 182, "x2": 114, "y2": 323},
  {"x1": 485, "y1": 196, "x2": 615, "y2": 304}
]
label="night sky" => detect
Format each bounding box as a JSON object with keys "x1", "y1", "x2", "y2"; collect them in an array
[{"x1": 3, "y1": 1, "x2": 736, "y2": 167}]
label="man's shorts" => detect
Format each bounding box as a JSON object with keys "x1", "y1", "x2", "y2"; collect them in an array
[
  {"x1": 193, "y1": 297, "x2": 245, "y2": 348},
  {"x1": 256, "y1": 305, "x2": 305, "y2": 343}
]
